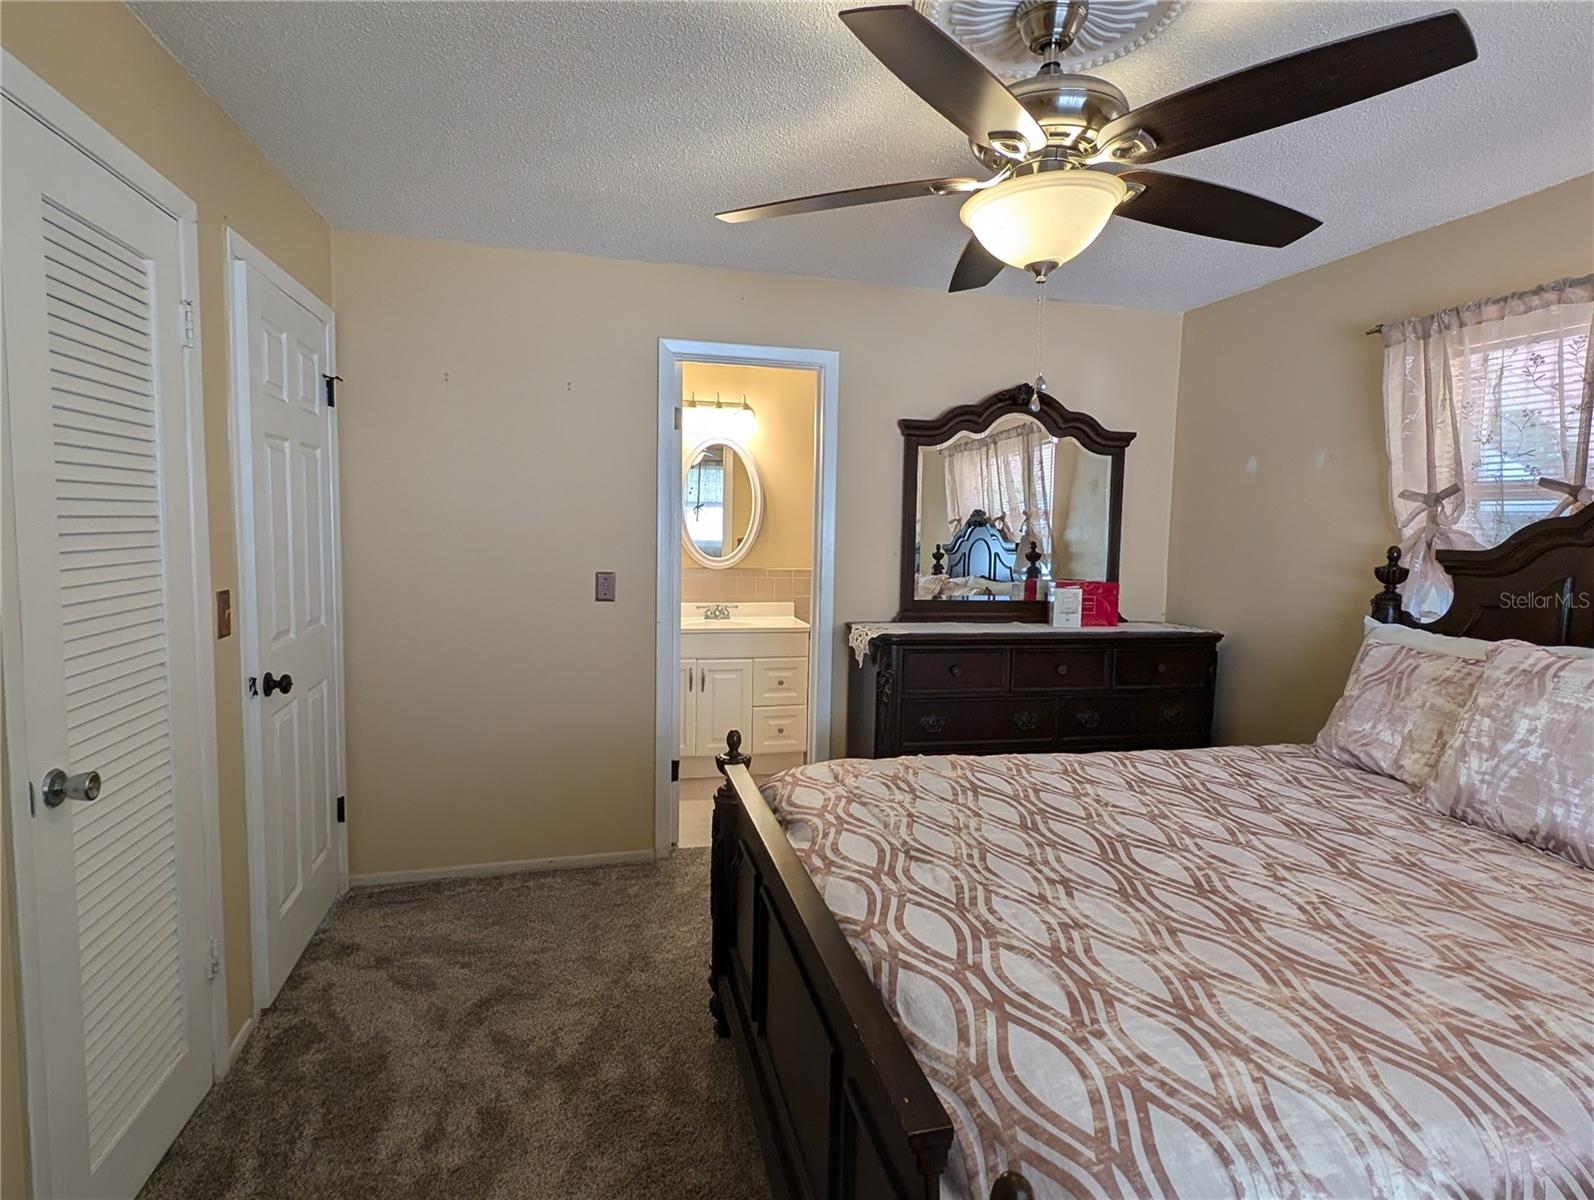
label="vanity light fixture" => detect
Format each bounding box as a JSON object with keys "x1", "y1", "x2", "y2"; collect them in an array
[{"x1": 683, "y1": 391, "x2": 758, "y2": 444}]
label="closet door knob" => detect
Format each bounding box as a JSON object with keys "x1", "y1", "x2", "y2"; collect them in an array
[
  {"x1": 263, "y1": 672, "x2": 294, "y2": 697},
  {"x1": 41, "y1": 768, "x2": 100, "y2": 808}
]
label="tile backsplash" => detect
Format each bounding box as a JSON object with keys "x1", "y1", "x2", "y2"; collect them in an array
[{"x1": 682, "y1": 567, "x2": 812, "y2": 623}]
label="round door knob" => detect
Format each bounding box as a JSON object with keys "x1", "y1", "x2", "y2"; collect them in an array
[
  {"x1": 41, "y1": 768, "x2": 101, "y2": 808},
  {"x1": 262, "y1": 672, "x2": 294, "y2": 697}
]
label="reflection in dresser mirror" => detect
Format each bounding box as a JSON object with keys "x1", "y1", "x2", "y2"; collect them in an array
[
  {"x1": 899, "y1": 384, "x2": 1135, "y2": 621},
  {"x1": 684, "y1": 439, "x2": 763, "y2": 568}
]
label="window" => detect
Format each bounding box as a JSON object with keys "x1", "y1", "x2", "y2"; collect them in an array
[{"x1": 1461, "y1": 325, "x2": 1592, "y2": 545}]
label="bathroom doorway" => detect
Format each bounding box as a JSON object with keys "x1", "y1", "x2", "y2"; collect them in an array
[{"x1": 655, "y1": 341, "x2": 839, "y2": 855}]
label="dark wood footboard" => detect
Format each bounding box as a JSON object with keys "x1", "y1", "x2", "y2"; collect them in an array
[{"x1": 709, "y1": 731, "x2": 1035, "y2": 1200}]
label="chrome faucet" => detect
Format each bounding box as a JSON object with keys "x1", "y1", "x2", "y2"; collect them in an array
[{"x1": 701, "y1": 604, "x2": 733, "y2": 620}]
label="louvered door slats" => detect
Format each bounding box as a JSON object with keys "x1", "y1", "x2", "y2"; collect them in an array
[{"x1": 39, "y1": 198, "x2": 188, "y2": 1167}]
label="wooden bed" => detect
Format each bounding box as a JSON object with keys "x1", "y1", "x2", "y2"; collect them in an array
[{"x1": 708, "y1": 505, "x2": 1594, "y2": 1200}]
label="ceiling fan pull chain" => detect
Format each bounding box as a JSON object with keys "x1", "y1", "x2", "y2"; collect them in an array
[{"x1": 1030, "y1": 279, "x2": 1047, "y2": 412}]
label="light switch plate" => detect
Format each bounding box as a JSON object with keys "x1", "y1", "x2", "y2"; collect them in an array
[{"x1": 594, "y1": 571, "x2": 616, "y2": 602}]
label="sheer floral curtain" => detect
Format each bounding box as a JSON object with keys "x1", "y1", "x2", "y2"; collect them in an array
[
  {"x1": 1382, "y1": 274, "x2": 1593, "y2": 619},
  {"x1": 941, "y1": 426, "x2": 1055, "y2": 562}
]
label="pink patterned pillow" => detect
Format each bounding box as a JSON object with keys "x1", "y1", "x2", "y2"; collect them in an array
[
  {"x1": 1315, "y1": 639, "x2": 1483, "y2": 787},
  {"x1": 1427, "y1": 641, "x2": 1594, "y2": 869}
]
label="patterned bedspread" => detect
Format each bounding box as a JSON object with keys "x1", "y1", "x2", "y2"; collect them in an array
[{"x1": 763, "y1": 746, "x2": 1594, "y2": 1200}]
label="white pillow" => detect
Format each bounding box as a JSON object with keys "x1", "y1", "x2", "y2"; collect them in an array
[
  {"x1": 1360, "y1": 618, "x2": 1594, "y2": 661},
  {"x1": 1360, "y1": 618, "x2": 1493, "y2": 660}
]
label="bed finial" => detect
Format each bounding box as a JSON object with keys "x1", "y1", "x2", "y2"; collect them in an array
[
  {"x1": 1370, "y1": 545, "x2": 1410, "y2": 624},
  {"x1": 989, "y1": 1171, "x2": 1037, "y2": 1200},
  {"x1": 715, "y1": 729, "x2": 748, "y2": 775}
]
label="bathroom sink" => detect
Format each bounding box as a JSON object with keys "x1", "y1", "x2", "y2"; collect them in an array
[
  {"x1": 680, "y1": 602, "x2": 809, "y2": 633},
  {"x1": 681, "y1": 615, "x2": 809, "y2": 631}
]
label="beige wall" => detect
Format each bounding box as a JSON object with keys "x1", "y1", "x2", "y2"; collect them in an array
[
  {"x1": 1165, "y1": 175, "x2": 1594, "y2": 745},
  {"x1": 681, "y1": 362, "x2": 816, "y2": 573},
  {"x1": 334, "y1": 230, "x2": 1184, "y2": 876},
  {"x1": 2, "y1": 2, "x2": 333, "y2": 1160}
]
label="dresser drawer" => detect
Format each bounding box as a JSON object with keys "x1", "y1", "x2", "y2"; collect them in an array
[
  {"x1": 1011, "y1": 648, "x2": 1109, "y2": 691},
  {"x1": 1115, "y1": 645, "x2": 1211, "y2": 688},
  {"x1": 754, "y1": 657, "x2": 807, "y2": 706},
  {"x1": 901, "y1": 698, "x2": 1055, "y2": 746},
  {"x1": 900, "y1": 649, "x2": 1008, "y2": 694},
  {"x1": 751, "y1": 705, "x2": 806, "y2": 754},
  {"x1": 1058, "y1": 692, "x2": 1205, "y2": 738}
]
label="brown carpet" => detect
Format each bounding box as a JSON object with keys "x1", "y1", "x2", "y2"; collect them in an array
[{"x1": 139, "y1": 850, "x2": 772, "y2": 1200}]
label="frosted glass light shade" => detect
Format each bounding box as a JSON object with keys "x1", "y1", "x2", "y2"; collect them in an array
[{"x1": 959, "y1": 171, "x2": 1127, "y2": 272}]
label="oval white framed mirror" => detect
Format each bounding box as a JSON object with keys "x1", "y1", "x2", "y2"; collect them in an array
[{"x1": 683, "y1": 437, "x2": 764, "y2": 569}]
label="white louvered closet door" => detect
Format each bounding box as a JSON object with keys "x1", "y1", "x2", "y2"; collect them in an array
[{"x1": 3, "y1": 102, "x2": 213, "y2": 1198}]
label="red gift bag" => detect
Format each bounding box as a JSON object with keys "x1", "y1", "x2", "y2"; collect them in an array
[{"x1": 1054, "y1": 580, "x2": 1119, "y2": 626}]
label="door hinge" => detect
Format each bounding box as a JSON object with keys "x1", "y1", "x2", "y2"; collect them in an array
[
  {"x1": 673, "y1": 405, "x2": 681, "y2": 431},
  {"x1": 180, "y1": 299, "x2": 196, "y2": 349},
  {"x1": 336, "y1": 795, "x2": 346, "y2": 823},
  {"x1": 670, "y1": 759, "x2": 680, "y2": 783},
  {"x1": 324, "y1": 374, "x2": 342, "y2": 409},
  {"x1": 207, "y1": 937, "x2": 221, "y2": 980},
  {"x1": 28, "y1": 781, "x2": 36, "y2": 818}
]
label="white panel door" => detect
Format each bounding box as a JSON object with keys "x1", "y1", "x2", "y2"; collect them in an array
[
  {"x1": 236, "y1": 261, "x2": 339, "y2": 1005},
  {"x1": 3, "y1": 101, "x2": 213, "y2": 1198},
  {"x1": 693, "y1": 659, "x2": 753, "y2": 758},
  {"x1": 678, "y1": 659, "x2": 696, "y2": 761}
]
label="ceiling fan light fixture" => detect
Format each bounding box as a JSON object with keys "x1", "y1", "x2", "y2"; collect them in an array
[{"x1": 959, "y1": 170, "x2": 1127, "y2": 273}]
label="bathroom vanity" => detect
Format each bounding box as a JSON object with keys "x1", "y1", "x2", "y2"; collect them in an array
[{"x1": 679, "y1": 603, "x2": 809, "y2": 778}]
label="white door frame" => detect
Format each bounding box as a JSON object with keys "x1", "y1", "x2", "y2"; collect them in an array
[
  {"x1": 1, "y1": 52, "x2": 228, "y2": 1198},
  {"x1": 655, "y1": 339, "x2": 840, "y2": 858},
  {"x1": 222, "y1": 227, "x2": 348, "y2": 1015}
]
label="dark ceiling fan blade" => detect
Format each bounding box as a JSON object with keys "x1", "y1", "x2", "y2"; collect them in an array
[
  {"x1": 839, "y1": 5, "x2": 1046, "y2": 156},
  {"x1": 1115, "y1": 170, "x2": 1321, "y2": 247},
  {"x1": 949, "y1": 237, "x2": 1005, "y2": 292},
  {"x1": 1097, "y1": 10, "x2": 1476, "y2": 165},
  {"x1": 716, "y1": 176, "x2": 979, "y2": 223}
]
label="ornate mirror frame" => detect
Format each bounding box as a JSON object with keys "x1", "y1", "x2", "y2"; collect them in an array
[{"x1": 897, "y1": 383, "x2": 1136, "y2": 622}]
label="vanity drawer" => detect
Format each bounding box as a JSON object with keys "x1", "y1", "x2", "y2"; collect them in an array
[
  {"x1": 900, "y1": 649, "x2": 1008, "y2": 694},
  {"x1": 1115, "y1": 645, "x2": 1211, "y2": 688},
  {"x1": 1011, "y1": 648, "x2": 1109, "y2": 691},
  {"x1": 751, "y1": 706, "x2": 806, "y2": 754},
  {"x1": 754, "y1": 658, "x2": 807, "y2": 706},
  {"x1": 901, "y1": 698, "x2": 1055, "y2": 746}
]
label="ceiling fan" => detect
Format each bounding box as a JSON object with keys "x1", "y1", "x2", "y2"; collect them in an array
[{"x1": 716, "y1": 1, "x2": 1477, "y2": 292}]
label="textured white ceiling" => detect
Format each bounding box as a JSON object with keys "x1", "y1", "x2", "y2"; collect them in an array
[{"x1": 131, "y1": 1, "x2": 1593, "y2": 311}]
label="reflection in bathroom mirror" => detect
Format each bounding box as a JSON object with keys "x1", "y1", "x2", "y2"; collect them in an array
[
  {"x1": 684, "y1": 439, "x2": 763, "y2": 568},
  {"x1": 914, "y1": 415, "x2": 1112, "y2": 600}
]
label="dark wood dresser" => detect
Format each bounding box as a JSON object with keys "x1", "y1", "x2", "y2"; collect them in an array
[{"x1": 847, "y1": 622, "x2": 1223, "y2": 757}]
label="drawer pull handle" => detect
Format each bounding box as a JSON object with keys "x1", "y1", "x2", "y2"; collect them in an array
[
  {"x1": 776, "y1": 678, "x2": 785, "y2": 686},
  {"x1": 948, "y1": 664, "x2": 963, "y2": 678},
  {"x1": 1156, "y1": 662, "x2": 1169, "y2": 675},
  {"x1": 1013, "y1": 711, "x2": 1040, "y2": 731},
  {"x1": 919, "y1": 713, "x2": 946, "y2": 734},
  {"x1": 1162, "y1": 705, "x2": 1185, "y2": 726},
  {"x1": 1075, "y1": 708, "x2": 1101, "y2": 730},
  {"x1": 776, "y1": 726, "x2": 785, "y2": 735},
  {"x1": 1054, "y1": 664, "x2": 1069, "y2": 677}
]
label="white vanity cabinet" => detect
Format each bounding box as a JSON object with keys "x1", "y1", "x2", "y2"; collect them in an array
[
  {"x1": 680, "y1": 608, "x2": 809, "y2": 776},
  {"x1": 681, "y1": 657, "x2": 753, "y2": 758}
]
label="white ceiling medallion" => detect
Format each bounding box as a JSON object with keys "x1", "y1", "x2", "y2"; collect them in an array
[{"x1": 914, "y1": 0, "x2": 1185, "y2": 81}]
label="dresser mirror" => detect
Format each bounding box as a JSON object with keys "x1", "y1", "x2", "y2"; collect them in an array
[
  {"x1": 898, "y1": 384, "x2": 1134, "y2": 621},
  {"x1": 684, "y1": 438, "x2": 763, "y2": 568}
]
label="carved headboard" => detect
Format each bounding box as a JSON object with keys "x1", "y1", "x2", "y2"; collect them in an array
[
  {"x1": 944, "y1": 511, "x2": 1018, "y2": 582},
  {"x1": 1371, "y1": 506, "x2": 1594, "y2": 646}
]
